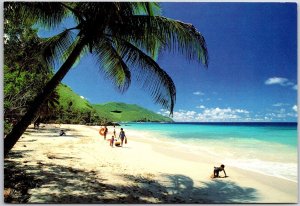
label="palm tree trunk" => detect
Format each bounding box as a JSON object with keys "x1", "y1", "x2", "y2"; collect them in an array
[{"x1": 4, "y1": 38, "x2": 86, "y2": 157}]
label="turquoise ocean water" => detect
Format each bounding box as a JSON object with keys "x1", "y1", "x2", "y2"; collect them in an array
[{"x1": 122, "y1": 122, "x2": 298, "y2": 182}]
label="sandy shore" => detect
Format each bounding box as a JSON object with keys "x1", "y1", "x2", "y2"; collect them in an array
[{"x1": 4, "y1": 124, "x2": 297, "y2": 203}]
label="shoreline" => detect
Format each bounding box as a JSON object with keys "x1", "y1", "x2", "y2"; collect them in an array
[
  {"x1": 114, "y1": 125, "x2": 297, "y2": 183},
  {"x1": 4, "y1": 124, "x2": 297, "y2": 203}
]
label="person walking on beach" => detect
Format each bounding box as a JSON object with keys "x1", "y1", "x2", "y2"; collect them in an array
[
  {"x1": 113, "y1": 125, "x2": 116, "y2": 137},
  {"x1": 211, "y1": 164, "x2": 227, "y2": 178},
  {"x1": 119, "y1": 128, "x2": 126, "y2": 146},
  {"x1": 103, "y1": 126, "x2": 108, "y2": 140}
]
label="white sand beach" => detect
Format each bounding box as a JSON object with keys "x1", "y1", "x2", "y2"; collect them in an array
[{"x1": 4, "y1": 124, "x2": 298, "y2": 203}]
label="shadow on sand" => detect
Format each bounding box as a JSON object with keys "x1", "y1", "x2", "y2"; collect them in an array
[
  {"x1": 161, "y1": 174, "x2": 257, "y2": 203},
  {"x1": 24, "y1": 127, "x2": 86, "y2": 138},
  {"x1": 4, "y1": 155, "x2": 259, "y2": 204}
]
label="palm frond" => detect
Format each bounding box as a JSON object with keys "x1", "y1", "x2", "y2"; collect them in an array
[
  {"x1": 113, "y1": 38, "x2": 176, "y2": 115},
  {"x1": 14, "y1": 2, "x2": 68, "y2": 29},
  {"x1": 131, "y1": 2, "x2": 162, "y2": 16},
  {"x1": 61, "y1": 36, "x2": 88, "y2": 69},
  {"x1": 110, "y1": 15, "x2": 208, "y2": 67},
  {"x1": 41, "y1": 29, "x2": 75, "y2": 67},
  {"x1": 93, "y1": 38, "x2": 131, "y2": 93}
]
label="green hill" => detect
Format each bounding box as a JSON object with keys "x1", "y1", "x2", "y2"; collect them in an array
[
  {"x1": 53, "y1": 84, "x2": 173, "y2": 124},
  {"x1": 52, "y1": 84, "x2": 99, "y2": 124},
  {"x1": 93, "y1": 102, "x2": 173, "y2": 122},
  {"x1": 57, "y1": 84, "x2": 94, "y2": 112}
]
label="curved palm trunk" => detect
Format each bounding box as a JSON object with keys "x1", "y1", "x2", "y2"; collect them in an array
[{"x1": 4, "y1": 38, "x2": 86, "y2": 157}]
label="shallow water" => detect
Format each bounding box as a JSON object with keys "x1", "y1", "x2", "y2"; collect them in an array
[{"x1": 122, "y1": 122, "x2": 298, "y2": 182}]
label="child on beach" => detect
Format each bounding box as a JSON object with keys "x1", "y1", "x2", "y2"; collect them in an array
[
  {"x1": 59, "y1": 130, "x2": 66, "y2": 136},
  {"x1": 211, "y1": 164, "x2": 227, "y2": 178},
  {"x1": 110, "y1": 136, "x2": 114, "y2": 147}
]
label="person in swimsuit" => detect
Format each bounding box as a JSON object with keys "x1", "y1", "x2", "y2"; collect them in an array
[
  {"x1": 113, "y1": 125, "x2": 116, "y2": 137},
  {"x1": 103, "y1": 126, "x2": 108, "y2": 140},
  {"x1": 212, "y1": 164, "x2": 227, "y2": 178},
  {"x1": 119, "y1": 128, "x2": 126, "y2": 146}
]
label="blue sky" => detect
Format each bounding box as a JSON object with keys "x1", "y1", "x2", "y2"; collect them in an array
[{"x1": 39, "y1": 2, "x2": 298, "y2": 122}]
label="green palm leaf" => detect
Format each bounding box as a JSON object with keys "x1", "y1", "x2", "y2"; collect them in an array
[
  {"x1": 42, "y1": 29, "x2": 75, "y2": 67},
  {"x1": 61, "y1": 36, "x2": 88, "y2": 69},
  {"x1": 113, "y1": 38, "x2": 176, "y2": 115},
  {"x1": 111, "y1": 15, "x2": 208, "y2": 67},
  {"x1": 132, "y1": 2, "x2": 162, "y2": 16},
  {"x1": 13, "y1": 2, "x2": 67, "y2": 29},
  {"x1": 93, "y1": 38, "x2": 131, "y2": 93}
]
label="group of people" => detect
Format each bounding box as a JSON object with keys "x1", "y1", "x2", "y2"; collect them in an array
[
  {"x1": 102, "y1": 126, "x2": 127, "y2": 147},
  {"x1": 60, "y1": 124, "x2": 228, "y2": 178}
]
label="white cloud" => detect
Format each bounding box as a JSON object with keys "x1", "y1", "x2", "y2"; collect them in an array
[
  {"x1": 170, "y1": 107, "x2": 250, "y2": 122},
  {"x1": 265, "y1": 77, "x2": 289, "y2": 86},
  {"x1": 293, "y1": 85, "x2": 298, "y2": 90},
  {"x1": 272, "y1": 103, "x2": 282, "y2": 107},
  {"x1": 172, "y1": 110, "x2": 198, "y2": 122},
  {"x1": 193, "y1": 91, "x2": 204, "y2": 96},
  {"x1": 279, "y1": 108, "x2": 286, "y2": 113},
  {"x1": 264, "y1": 116, "x2": 272, "y2": 121},
  {"x1": 272, "y1": 103, "x2": 289, "y2": 107},
  {"x1": 235, "y1": 109, "x2": 250, "y2": 114},
  {"x1": 196, "y1": 105, "x2": 205, "y2": 109},
  {"x1": 265, "y1": 77, "x2": 296, "y2": 89},
  {"x1": 159, "y1": 105, "x2": 297, "y2": 122},
  {"x1": 266, "y1": 106, "x2": 298, "y2": 119},
  {"x1": 80, "y1": 96, "x2": 85, "y2": 99}
]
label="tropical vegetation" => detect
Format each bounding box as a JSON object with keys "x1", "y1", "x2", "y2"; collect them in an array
[
  {"x1": 4, "y1": 5, "x2": 58, "y2": 135},
  {"x1": 52, "y1": 84, "x2": 172, "y2": 124},
  {"x1": 5, "y1": 76, "x2": 170, "y2": 134},
  {"x1": 53, "y1": 84, "x2": 99, "y2": 124},
  {"x1": 4, "y1": 2, "x2": 208, "y2": 156},
  {"x1": 93, "y1": 102, "x2": 173, "y2": 123}
]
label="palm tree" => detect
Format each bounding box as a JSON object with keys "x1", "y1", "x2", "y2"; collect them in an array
[
  {"x1": 34, "y1": 89, "x2": 60, "y2": 126},
  {"x1": 4, "y1": 2, "x2": 208, "y2": 156}
]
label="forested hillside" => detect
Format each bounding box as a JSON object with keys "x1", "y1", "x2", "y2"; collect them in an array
[
  {"x1": 51, "y1": 85, "x2": 173, "y2": 124},
  {"x1": 50, "y1": 84, "x2": 100, "y2": 124},
  {"x1": 93, "y1": 102, "x2": 173, "y2": 122}
]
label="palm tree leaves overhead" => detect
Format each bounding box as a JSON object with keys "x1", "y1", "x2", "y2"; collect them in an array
[
  {"x1": 132, "y1": 2, "x2": 162, "y2": 16},
  {"x1": 93, "y1": 38, "x2": 131, "y2": 93},
  {"x1": 11, "y1": 2, "x2": 208, "y2": 115},
  {"x1": 113, "y1": 39, "x2": 176, "y2": 114},
  {"x1": 42, "y1": 29, "x2": 73, "y2": 66},
  {"x1": 111, "y1": 15, "x2": 208, "y2": 67},
  {"x1": 10, "y1": 2, "x2": 68, "y2": 29}
]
